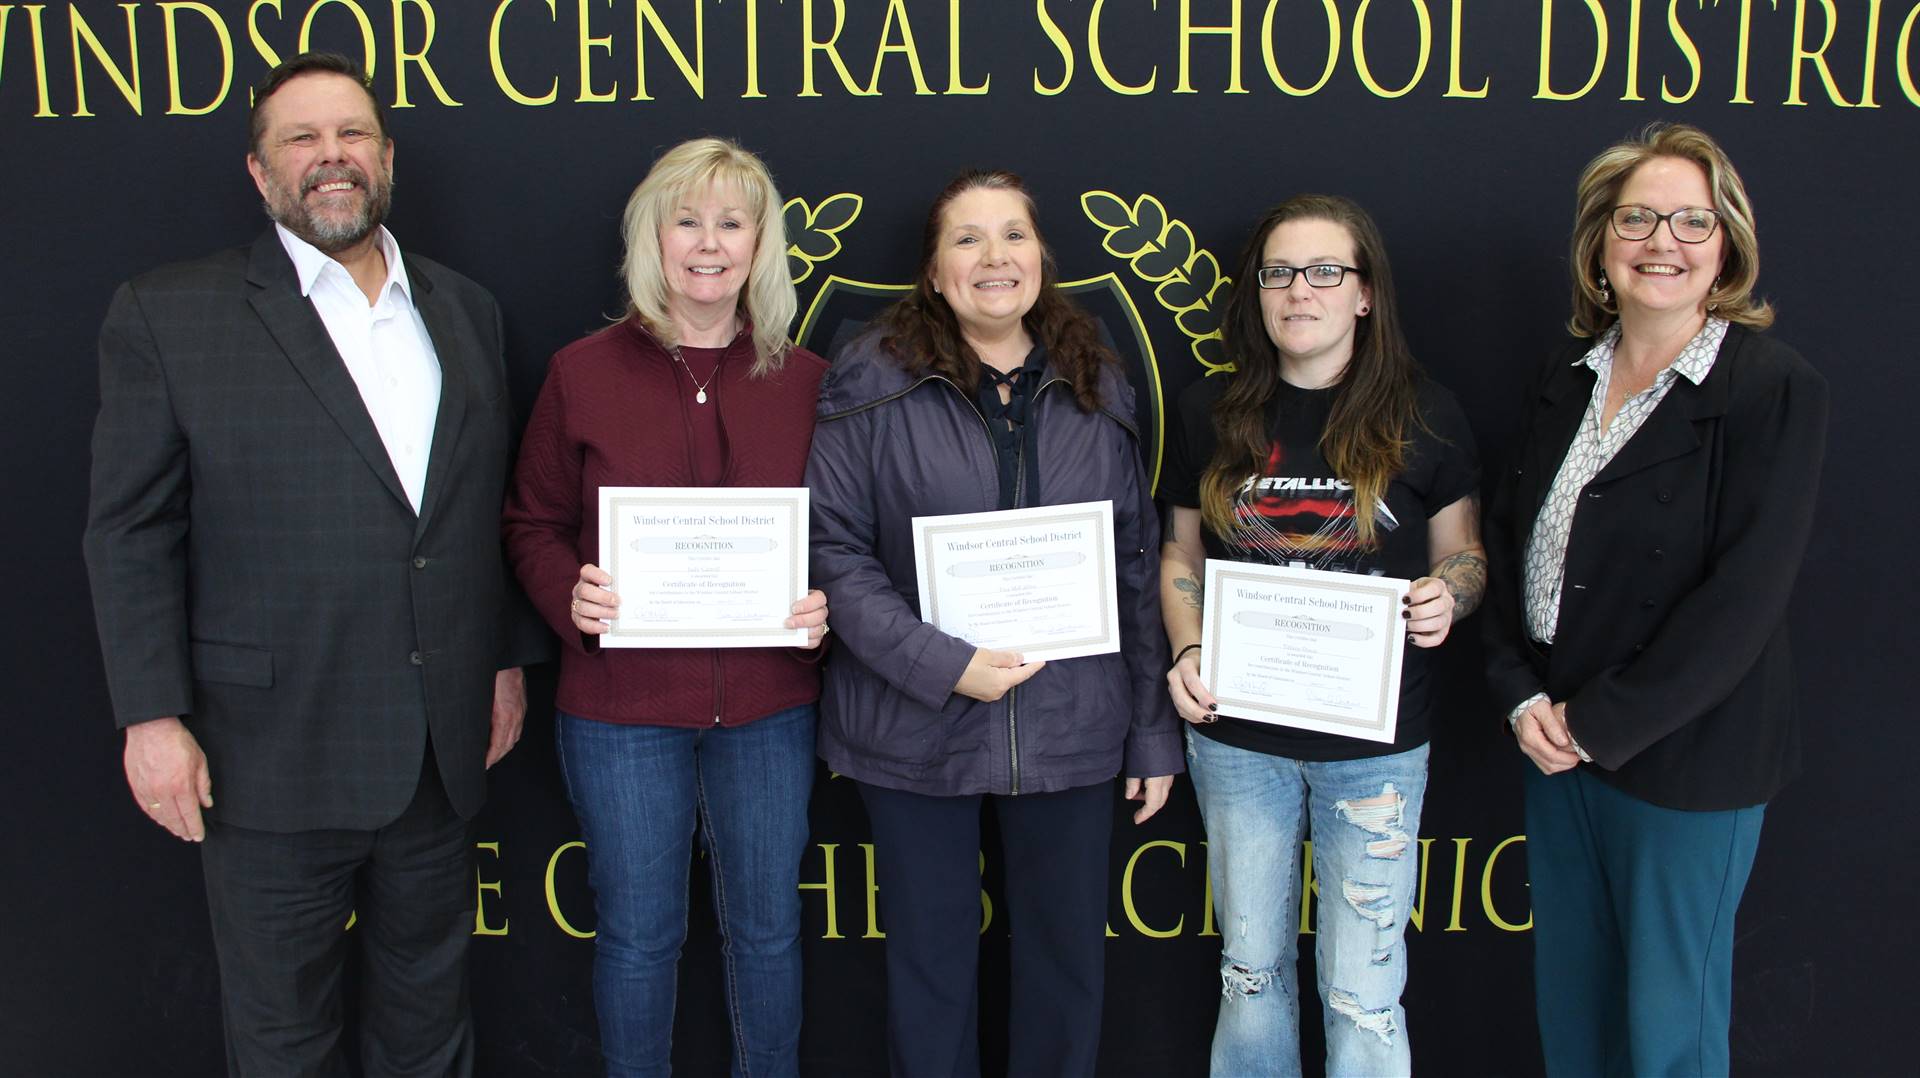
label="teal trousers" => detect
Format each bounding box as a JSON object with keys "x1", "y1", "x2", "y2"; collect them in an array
[{"x1": 1522, "y1": 761, "x2": 1765, "y2": 1078}]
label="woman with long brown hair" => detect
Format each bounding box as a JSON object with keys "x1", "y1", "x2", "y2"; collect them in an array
[
  {"x1": 1160, "y1": 194, "x2": 1484, "y2": 1076},
  {"x1": 807, "y1": 169, "x2": 1181, "y2": 1076}
]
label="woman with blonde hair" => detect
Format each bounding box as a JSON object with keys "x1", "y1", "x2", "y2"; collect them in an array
[
  {"x1": 504, "y1": 137, "x2": 829, "y2": 1077},
  {"x1": 1482, "y1": 123, "x2": 1828, "y2": 1075}
]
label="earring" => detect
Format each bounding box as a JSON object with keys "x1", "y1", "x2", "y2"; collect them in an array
[
  {"x1": 1707, "y1": 275, "x2": 1722, "y2": 312},
  {"x1": 1597, "y1": 271, "x2": 1613, "y2": 308},
  {"x1": 1357, "y1": 305, "x2": 1370, "y2": 316}
]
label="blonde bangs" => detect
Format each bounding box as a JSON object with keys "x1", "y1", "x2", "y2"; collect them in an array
[{"x1": 618, "y1": 137, "x2": 798, "y2": 374}]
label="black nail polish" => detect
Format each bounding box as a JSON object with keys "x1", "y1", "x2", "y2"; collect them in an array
[{"x1": 1401, "y1": 609, "x2": 1410, "y2": 619}]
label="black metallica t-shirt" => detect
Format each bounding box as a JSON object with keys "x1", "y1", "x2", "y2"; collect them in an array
[{"x1": 1160, "y1": 374, "x2": 1480, "y2": 761}]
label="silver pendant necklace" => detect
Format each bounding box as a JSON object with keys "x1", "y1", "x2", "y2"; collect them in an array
[{"x1": 669, "y1": 346, "x2": 718, "y2": 405}]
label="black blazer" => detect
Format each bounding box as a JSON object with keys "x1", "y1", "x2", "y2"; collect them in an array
[
  {"x1": 1482, "y1": 323, "x2": 1828, "y2": 811},
  {"x1": 84, "y1": 231, "x2": 545, "y2": 832}
]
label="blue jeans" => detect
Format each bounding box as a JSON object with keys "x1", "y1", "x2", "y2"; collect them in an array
[
  {"x1": 1186, "y1": 730, "x2": 1429, "y2": 1078},
  {"x1": 556, "y1": 705, "x2": 816, "y2": 1078}
]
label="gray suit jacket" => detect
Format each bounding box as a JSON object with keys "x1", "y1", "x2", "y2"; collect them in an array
[{"x1": 84, "y1": 230, "x2": 544, "y2": 832}]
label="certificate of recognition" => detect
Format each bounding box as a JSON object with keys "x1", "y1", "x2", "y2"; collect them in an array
[
  {"x1": 911, "y1": 500, "x2": 1120, "y2": 663},
  {"x1": 596, "y1": 487, "x2": 809, "y2": 649},
  {"x1": 1199, "y1": 560, "x2": 1409, "y2": 743}
]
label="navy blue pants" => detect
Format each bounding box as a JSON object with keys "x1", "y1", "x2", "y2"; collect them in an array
[
  {"x1": 859, "y1": 780, "x2": 1113, "y2": 1078},
  {"x1": 1523, "y1": 760, "x2": 1765, "y2": 1078}
]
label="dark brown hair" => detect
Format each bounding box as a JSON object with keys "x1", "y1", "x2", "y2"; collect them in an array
[
  {"x1": 876, "y1": 169, "x2": 1112, "y2": 412},
  {"x1": 1200, "y1": 194, "x2": 1423, "y2": 548},
  {"x1": 248, "y1": 52, "x2": 389, "y2": 157}
]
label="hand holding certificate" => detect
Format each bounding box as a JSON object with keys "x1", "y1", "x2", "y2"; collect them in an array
[
  {"x1": 912, "y1": 501, "x2": 1120, "y2": 663},
  {"x1": 1199, "y1": 560, "x2": 1409, "y2": 743},
  {"x1": 597, "y1": 487, "x2": 809, "y2": 648}
]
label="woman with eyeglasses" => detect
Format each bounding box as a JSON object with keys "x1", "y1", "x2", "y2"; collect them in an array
[
  {"x1": 1481, "y1": 123, "x2": 1827, "y2": 1075},
  {"x1": 1159, "y1": 194, "x2": 1484, "y2": 1077}
]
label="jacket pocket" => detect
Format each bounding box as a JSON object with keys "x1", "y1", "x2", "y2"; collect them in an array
[
  {"x1": 826, "y1": 663, "x2": 960, "y2": 768},
  {"x1": 190, "y1": 640, "x2": 274, "y2": 688},
  {"x1": 1022, "y1": 652, "x2": 1129, "y2": 763}
]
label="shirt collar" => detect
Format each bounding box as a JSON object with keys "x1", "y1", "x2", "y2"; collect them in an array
[
  {"x1": 274, "y1": 223, "x2": 412, "y2": 304},
  {"x1": 1575, "y1": 316, "x2": 1728, "y2": 387}
]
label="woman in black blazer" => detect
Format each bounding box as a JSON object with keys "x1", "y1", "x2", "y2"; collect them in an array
[{"x1": 1482, "y1": 123, "x2": 1828, "y2": 1077}]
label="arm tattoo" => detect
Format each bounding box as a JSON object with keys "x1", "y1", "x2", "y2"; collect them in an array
[
  {"x1": 1173, "y1": 575, "x2": 1203, "y2": 610},
  {"x1": 1434, "y1": 551, "x2": 1487, "y2": 619}
]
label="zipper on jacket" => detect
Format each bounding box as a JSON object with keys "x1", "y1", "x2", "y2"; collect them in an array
[
  {"x1": 711, "y1": 357, "x2": 735, "y2": 728},
  {"x1": 815, "y1": 373, "x2": 948, "y2": 423},
  {"x1": 1007, "y1": 409, "x2": 1027, "y2": 795},
  {"x1": 828, "y1": 372, "x2": 1078, "y2": 796},
  {"x1": 1003, "y1": 376, "x2": 1065, "y2": 797},
  {"x1": 666, "y1": 333, "x2": 742, "y2": 727}
]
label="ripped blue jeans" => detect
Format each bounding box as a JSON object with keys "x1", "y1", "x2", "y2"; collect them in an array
[{"x1": 1186, "y1": 730, "x2": 1429, "y2": 1078}]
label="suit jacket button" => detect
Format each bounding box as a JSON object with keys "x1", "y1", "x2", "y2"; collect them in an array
[
  {"x1": 1656, "y1": 490, "x2": 1673, "y2": 503},
  {"x1": 1633, "y1": 644, "x2": 1647, "y2": 653},
  {"x1": 1650, "y1": 548, "x2": 1665, "y2": 560},
  {"x1": 409, "y1": 651, "x2": 424, "y2": 665},
  {"x1": 413, "y1": 556, "x2": 428, "y2": 569},
  {"x1": 1641, "y1": 598, "x2": 1656, "y2": 609}
]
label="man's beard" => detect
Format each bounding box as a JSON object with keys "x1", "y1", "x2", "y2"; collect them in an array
[{"x1": 262, "y1": 161, "x2": 393, "y2": 254}]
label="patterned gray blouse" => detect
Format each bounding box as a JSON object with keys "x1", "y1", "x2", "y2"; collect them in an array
[{"x1": 1522, "y1": 316, "x2": 1730, "y2": 643}]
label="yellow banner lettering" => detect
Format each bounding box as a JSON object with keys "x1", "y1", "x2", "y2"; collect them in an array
[
  {"x1": 488, "y1": 0, "x2": 557, "y2": 105},
  {"x1": 69, "y1": 2, "x2": 142, "y2": 117},
  {"x1": 1536, "y1": 0, "x2": 1608, "y2": 100}
]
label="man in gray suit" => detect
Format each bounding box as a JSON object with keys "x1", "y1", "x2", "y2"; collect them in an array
[{"x1": 83, "y1": 52, "x2": 544, "y2": 1074}]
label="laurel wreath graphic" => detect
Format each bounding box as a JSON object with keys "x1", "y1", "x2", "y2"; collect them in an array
[
  {"x1": 784, "y1": 194, "x2": 864, "y2": 285},
  {"x1": 1080, "y1": 191, "x2": 1231, "y2": 373}
]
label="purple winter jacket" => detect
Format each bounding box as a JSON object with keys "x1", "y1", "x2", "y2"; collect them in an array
[{"x1": 805, "y1": 335, "x2": 1183, "y2": 797}]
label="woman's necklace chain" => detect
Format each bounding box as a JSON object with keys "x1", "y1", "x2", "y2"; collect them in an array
[{"x1": 669, "y1": 345, "x2": 718, "y2": 405}]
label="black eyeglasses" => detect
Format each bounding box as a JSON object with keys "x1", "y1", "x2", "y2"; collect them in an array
[
  {"x1": 1255, "y1": 264, "x2": 1361, "y2": 289},
  {"x1": 1609, "y1": 205, "x2": 1721, "y2": 244}
]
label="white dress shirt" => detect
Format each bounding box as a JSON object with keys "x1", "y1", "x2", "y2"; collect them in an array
[{"x1": 276, "y1": 224, "x2": 442, "y2": 513}]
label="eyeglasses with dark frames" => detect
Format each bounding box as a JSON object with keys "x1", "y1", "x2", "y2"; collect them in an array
[
  {"x1": 1255, "y1": 263, "x2": 1361, "y2": 290},
  {"x1": 1609, "y1": 205, "x2": 1721, "y2": 244}
]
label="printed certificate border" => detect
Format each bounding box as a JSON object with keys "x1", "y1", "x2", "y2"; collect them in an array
[
  {"x1": 914, "y1": 501, "x2": 1118, "y2": 659},
  {"x1": 1201, "y1": 561, "x2": 1407, "y2": 741},
  {"x1": 599, "y1": 487, "x2": 809, "y2": 646}
]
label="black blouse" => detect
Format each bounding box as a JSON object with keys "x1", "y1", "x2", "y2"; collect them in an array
[{"x1": 971, "y1": 346, "x2": 1047, "y2": 510}]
